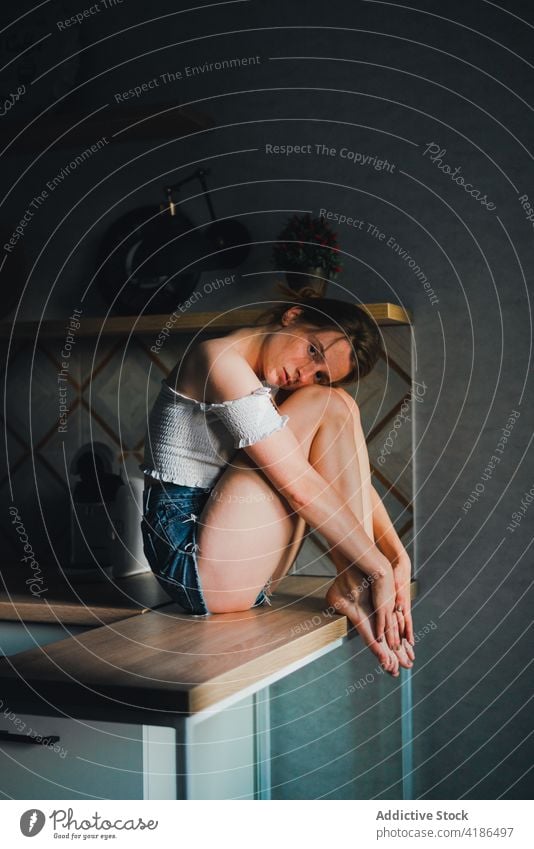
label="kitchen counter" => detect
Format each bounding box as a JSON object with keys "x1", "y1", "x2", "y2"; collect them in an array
[
  {"x1": 0, "y1": 575, "x2": 351, "y2": 800},
  {"x1": 0, "y1": 575, "x2": 346, "y2": 719},
  {"x1": 0, "y1": 565, "x2": 172, "y2": 625}
]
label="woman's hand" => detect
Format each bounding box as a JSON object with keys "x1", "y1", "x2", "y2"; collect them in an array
[
  {"x1": 325, "y1": 566, "x2": 401, "y2": 676},
  {"x1": 389, "y1": 551, "x2": 415, "y2": 648}
]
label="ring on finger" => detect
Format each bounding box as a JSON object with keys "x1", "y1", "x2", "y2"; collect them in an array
[{"x1": 396, "y1": 604, "x2": 404, "y2": 613}]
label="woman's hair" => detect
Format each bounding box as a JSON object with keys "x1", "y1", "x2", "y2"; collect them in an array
[{"x1": 255, "y1": 282, "x2": 383, "y2": 386}]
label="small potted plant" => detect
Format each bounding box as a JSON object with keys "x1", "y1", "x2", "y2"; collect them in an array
[{"x1": 272, "y1": 213, "x2": 343, "y2": 295}]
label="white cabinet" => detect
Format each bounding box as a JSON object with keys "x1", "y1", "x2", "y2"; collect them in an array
[
  {"x1": 0, "y1": 697, "x2": 265, "y2": 800},
  {"x1": 0, "y1": 713, "x2": 145, "y2": 799},
  {"x1": 0, "y1": 622, "x2": 260, "y2": 800},
  {"x1": 186, "y1": 694, "x2": 257, "y2": 800},
  {"x1": 0, "y1": 621, "x2": 146, "y2": 800}
]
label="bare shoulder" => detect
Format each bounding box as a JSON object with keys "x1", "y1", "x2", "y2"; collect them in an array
[{"x1": 168, "y1": 335, "x2": 262, "y2": 403}]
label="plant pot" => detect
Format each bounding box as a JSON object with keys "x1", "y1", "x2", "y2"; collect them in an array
[{"x1": 284, "y1": 267, "x2": 329, "y2": 297}]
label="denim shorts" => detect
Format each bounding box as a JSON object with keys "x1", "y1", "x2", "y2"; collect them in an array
[{"x1": 141, "y1": 482, "x2": 270, "y2": 616}]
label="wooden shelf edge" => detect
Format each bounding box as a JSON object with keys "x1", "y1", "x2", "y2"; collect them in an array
[
  {"x1": 2, "y1": 104, "x2": 215, "y2": 153},
  {"x1": 0, "y1": 601, "x2": 150, "y2": 627},
  {"x1": 0, "y1": 303, "x2": 412, "y2": 339}
]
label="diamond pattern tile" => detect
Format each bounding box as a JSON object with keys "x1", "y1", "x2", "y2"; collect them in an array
[
  {"x1": 137, "y1": 334, "x2": 190, "y2": 377},
  {"x1": 38, "y1": 405, "x2": 88, "y2": 488},
  {"x1": 368, "y1": 413, "x2": 414, "y2": 504},
  {"x1": 292, "y1": 532, "x2": 337, "y2": 579},
  {"x1": 87, "y1": 338, "x2": 154, "y2": 449},
  {"x1": 5, "y1": 343, "x2": 69, "y2": 445},
  {"x1": 373, "y1": 476, "x2": 413, "y2": 551},
  {"x1": 381, "y1": 326, "x2": 413, "y2": 378},
  {"x1": 347, "y1": 357, "x2": 411, "y2": 439},
  {"x1": 78, "y1": 336, "x2": 124, "y2": 387},
  {"x1": 0, "y1": 416, "x2": 28, "y2": 479}
]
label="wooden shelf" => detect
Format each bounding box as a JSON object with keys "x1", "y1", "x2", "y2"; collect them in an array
[{"x1": 0, "y1": 303, "x2": 411, "y2": 340}]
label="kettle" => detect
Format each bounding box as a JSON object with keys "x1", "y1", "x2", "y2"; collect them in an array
[{"x1": 68, "y1": 442, "x2": 149, "y2": 582}]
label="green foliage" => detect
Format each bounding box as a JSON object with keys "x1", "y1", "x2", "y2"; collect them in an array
[{"x1": 272, "y1": 214, "x2": 343, "y2": 278}]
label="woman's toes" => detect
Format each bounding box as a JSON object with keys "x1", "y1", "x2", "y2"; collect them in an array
[
  {"x1": 394, "y1": 642, "x2": 413, "y2": 669},
  {"x1": 378, "y1": 647, "x2": 394, "y2": 674},
  {"x1": 375, "y1": 642, "x2": 392, "y2": 669},
  {"x1": 404, "y1": 639, "x2": 416, "y2": 662}
]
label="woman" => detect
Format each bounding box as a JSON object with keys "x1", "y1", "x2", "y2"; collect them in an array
[{"x1": 140, "y1": 286, "x2": 415, "y2": 676}]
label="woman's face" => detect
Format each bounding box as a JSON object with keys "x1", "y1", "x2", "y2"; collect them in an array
[{"x1": 261, "y1": 308, "x2": 354, "y2": 390}]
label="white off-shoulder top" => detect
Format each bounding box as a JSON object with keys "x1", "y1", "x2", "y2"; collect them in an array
[{"x1": 139, "y1": 379, "x2": 290, "y2": 488}]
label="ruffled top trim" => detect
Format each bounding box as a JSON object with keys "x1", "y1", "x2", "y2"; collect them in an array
[{"x1": 163, "y1": 381, "x2": 277, "y2": 410}]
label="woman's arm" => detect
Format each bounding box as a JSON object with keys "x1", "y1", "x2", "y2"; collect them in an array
[
  {"x1": 370, "y1": 485, "x2": 414, "y2": 645},
  {"x1": 370, "y1": 484, "x2": 407, "y2": 561}
]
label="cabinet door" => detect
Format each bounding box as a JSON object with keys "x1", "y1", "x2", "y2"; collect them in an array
[
  {"x1": 0, "y1": 713, "x2": 145, "y2": 800},
  {"x1": 186, "y1": 694, "x2": 256, "y2": 800}
]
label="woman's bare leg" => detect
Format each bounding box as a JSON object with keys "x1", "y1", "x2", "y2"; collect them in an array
[
  {"x1": 194, "y1": 385, "x2": 405, "y2": 672},
  {"x1": 195, "y1": 385, "x2": 343, "y2": 610},
  {"x1": 266, "y1": 389, "x2": 372, "y2": 596},
  {"x1": 307, "y1": 391, "x2": 413, "y2": 673}
]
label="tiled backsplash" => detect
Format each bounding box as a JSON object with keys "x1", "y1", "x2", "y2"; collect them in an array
[{"x1": 1, "y1": 324, "x2": 413, "y2": 576}]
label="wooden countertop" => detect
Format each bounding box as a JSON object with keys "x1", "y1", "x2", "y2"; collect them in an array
[
  {"x1": 0, "y1": 576, "x2": 347, "y2": 718},
  {"x1": 0, "y1": 566, "x2": 172, "y2": 625}
]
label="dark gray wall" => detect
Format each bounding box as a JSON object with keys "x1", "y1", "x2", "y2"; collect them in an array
[{"x1": 1, "y1": 0, "x2": 532, "y2": 799}]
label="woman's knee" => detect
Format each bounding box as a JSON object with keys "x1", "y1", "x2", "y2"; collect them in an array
[{"x1": 285, "y1": 384, "x2": 358, "y2": 424}]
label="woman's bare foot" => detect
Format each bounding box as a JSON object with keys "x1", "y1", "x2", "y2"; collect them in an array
[
  {"x1": 396, "y1": 637, "x2": 416, "y2": 667},
  {"x1": 326, "y1": 574, "x2": 401, "y2": 677},
  {"x1": 358, "y1": 582, "x2": 415, "y2": 670}
]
